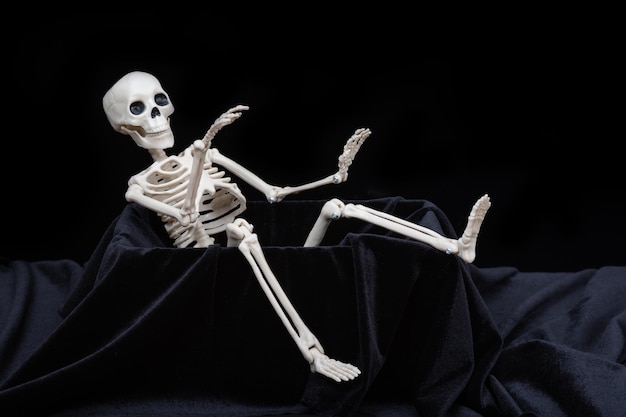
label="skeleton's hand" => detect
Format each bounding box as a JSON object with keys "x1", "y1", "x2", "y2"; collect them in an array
[
  {"x1": 202, "y1": 105, "x2": 249, "y2": 147},
  {"x1": 334, "y1": 127, "x2": 371, "y2": 183},
  {"x1": 308, "y1": 347, "x2": 361, "y2": 382},
  {"x1": 213, "y1": 105, "x2": 249, "y2": 130}
]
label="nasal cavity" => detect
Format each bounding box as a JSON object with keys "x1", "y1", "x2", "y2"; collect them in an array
[{"x1": 151, "y1": 107, "x2": 161, "y2": 118}]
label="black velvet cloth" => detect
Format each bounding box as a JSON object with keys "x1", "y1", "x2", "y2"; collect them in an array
[{"x1": 1, "y1": 198, "x2": 624, "y2": 417}]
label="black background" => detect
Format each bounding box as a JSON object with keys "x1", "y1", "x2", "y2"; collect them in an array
[{"x1": 2, "y1": 12, "x2": 622, "y2": 271}]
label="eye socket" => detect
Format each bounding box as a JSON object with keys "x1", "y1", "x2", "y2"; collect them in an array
[
  {"x1": 130, "y1": 101, "x2": 145, "y2": 115},
  {"x1": 155, "y1": 93, "x2": 169, "y2": 106}
]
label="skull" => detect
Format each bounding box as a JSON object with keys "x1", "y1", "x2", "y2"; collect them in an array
[{"x1": 103, "y1": 71, "x2": 175, "y2": 150}]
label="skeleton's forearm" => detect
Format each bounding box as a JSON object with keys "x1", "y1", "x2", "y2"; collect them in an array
[
  {"x1": 276, "y1": 174, "x2": 340, "y2": 198},
  {"x1": 181, "y1": 140, "x2": 207, "y2": 214},
  {"x1": 210, "y1": 149, "x2": 342, "y2": 202}
]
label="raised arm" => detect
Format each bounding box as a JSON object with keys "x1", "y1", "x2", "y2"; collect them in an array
[
  {"x1": 180, "y1": 105, "x2": 248, "y2": 218},
  {"x1": 210, "y1": 127, "x2": 371, "y2": 203}
]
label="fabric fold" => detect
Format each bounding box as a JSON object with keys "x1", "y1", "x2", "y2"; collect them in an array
[{"x1": 1, "y1": 199, "x2": 624, "y2": 416}]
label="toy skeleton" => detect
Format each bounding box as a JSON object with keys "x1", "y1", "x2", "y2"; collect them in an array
[{"x1": 102, "y1": 71, "x2": 491, "y2": 383}]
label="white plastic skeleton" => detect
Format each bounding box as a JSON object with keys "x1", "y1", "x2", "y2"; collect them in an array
[{"x1": 103, "y1": 71, "x2": 491, "y2": 383}]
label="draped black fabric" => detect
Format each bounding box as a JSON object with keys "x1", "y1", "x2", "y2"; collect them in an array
[{"x1": 1, "y1": 198, "x2": 624, "y2": 416}]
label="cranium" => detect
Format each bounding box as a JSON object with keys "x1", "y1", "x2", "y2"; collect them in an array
[{"x1": 103, "y1": 71, "x2": 175, "y2": 150}]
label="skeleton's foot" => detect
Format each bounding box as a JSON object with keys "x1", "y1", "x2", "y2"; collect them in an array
[
  {"x1": 308, "y1": 347, "x2": 361, "y2": 382},
  {"x1": 457, "y1": 194, "x2": 491, "y2": 263}
]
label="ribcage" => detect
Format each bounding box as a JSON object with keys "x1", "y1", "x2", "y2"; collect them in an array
[{"x1": 131, "y1": 152, "x2": 247, "y2": 248}]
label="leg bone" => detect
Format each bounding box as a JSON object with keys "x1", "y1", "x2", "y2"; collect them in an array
[
  {"x1": 304, "y1": 195, "x2": 491, "y2": 263},
  {"x1": 227, "y1": 219, "x2": 361, "y2": 382}
]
